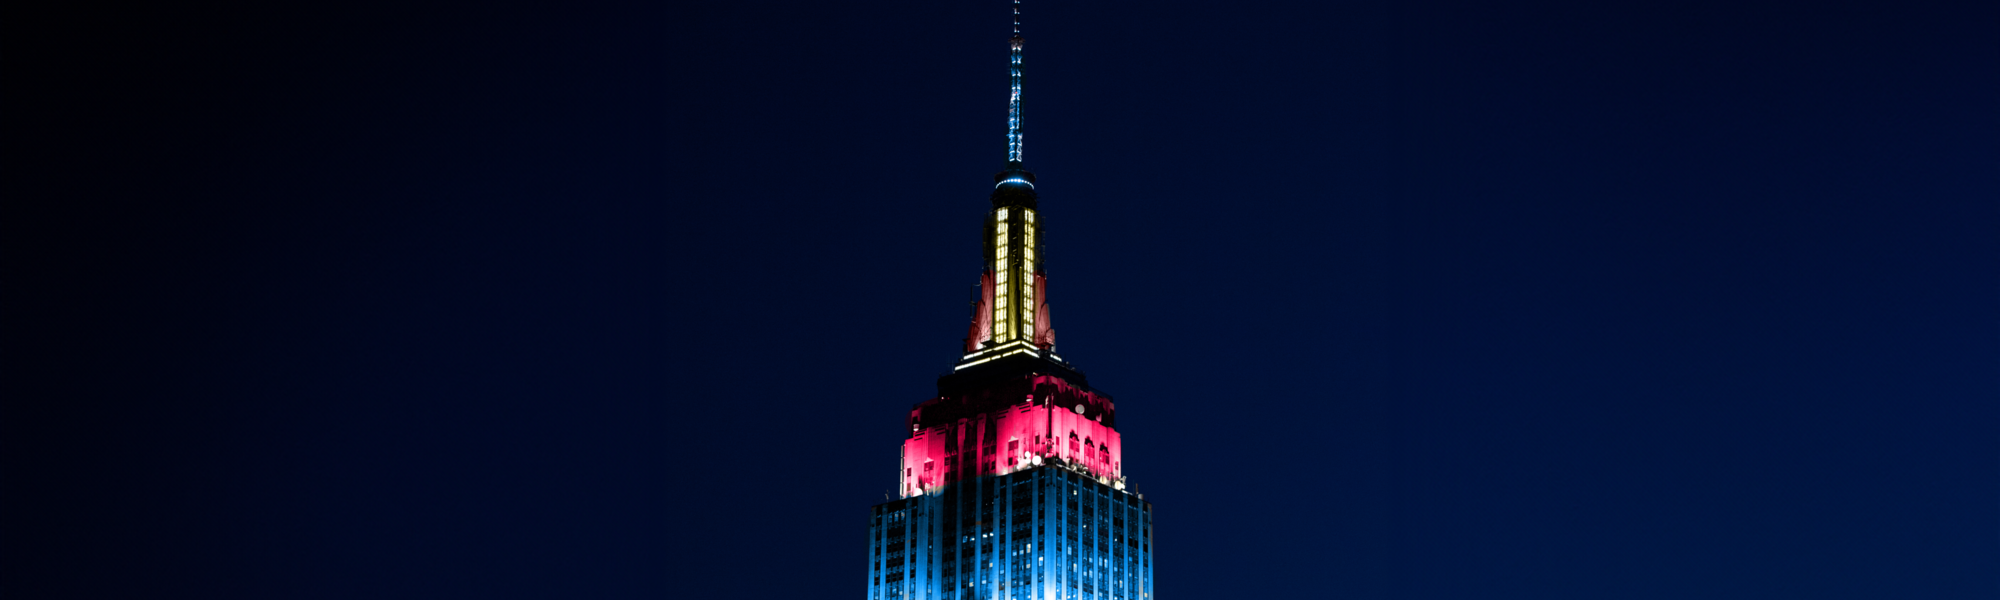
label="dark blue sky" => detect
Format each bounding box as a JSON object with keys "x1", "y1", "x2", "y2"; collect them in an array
[{"x1": 9, "y1": 0, "x2": 1996, "y2": 597}]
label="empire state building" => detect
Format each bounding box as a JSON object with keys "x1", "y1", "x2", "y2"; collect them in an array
[{"x1": 865, "y1": 3, "x2": 1153, "y2": 599}]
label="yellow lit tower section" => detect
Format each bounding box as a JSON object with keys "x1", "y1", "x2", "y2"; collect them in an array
[
  {"x1": 994, "y1": 204, "x2": 1035, "y2": 342},
  {"x1": 962, "y1": 162, "x2": 1056, "y2": 367},
  {"x1": 987, "y1": 178, "x2": 1046, "y2": 343}
]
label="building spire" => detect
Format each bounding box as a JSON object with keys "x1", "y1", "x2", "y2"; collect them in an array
[
  {"x1": 964, "y1": 0, "x2": 1054, "y2": 363},
  {"x1": 1006, "y1": 0, "x2": 1024, "y2": 167}
]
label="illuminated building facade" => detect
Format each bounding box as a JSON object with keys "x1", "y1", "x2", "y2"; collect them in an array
[{"x1": 866, "y1": 3, "x2": 1153, "y2": 599}]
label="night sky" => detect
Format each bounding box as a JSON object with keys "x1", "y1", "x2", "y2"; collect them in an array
[{"x1": 9, "y1": 0, "x2": 1996, "y2": 597}]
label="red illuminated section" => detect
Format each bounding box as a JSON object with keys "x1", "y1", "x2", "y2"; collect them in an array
[
  {"x1": 965, "y1": 270, "x2": 995, "y2": 353},
  {"x1": 898, "y1": 374, "x2": 1120, "y2": 497},
  {"x1": 966, "y1": 271, "x2": 1056, "y2": 354},
  {"x1": 1031, "y1": 273, "x2": 1054, "y2": 348}
]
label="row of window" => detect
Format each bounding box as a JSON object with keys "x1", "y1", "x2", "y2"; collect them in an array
[{"x1": 991, "y1": 207, "x2": 1040, "y2": 342}]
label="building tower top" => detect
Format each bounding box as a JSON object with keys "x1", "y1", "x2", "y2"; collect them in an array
[
  {"x1": 956, "y1": 0, "x2": 1072, "y2": 385},
  {"x1": 867, "y1": 5, "x2": 1151, "y2": 597}
]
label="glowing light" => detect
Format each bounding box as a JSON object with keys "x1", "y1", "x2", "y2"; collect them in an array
[
  {"x1": 1006, "y1": 27, "x2": 1025, "y2": 163},
  {"x1": 952, "y1": 347, "x2": 1037, "y2": 370}
]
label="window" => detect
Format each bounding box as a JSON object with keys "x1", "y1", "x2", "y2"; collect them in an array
[
  {"x1": 1023, "y1": 209, "x2": 1036, "y2": 331},
  {"x1": 993, "y1": 209, "x2": 1012, "y2": 340}
]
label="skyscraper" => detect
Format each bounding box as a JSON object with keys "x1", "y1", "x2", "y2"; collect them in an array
[{"x1": 865, "y1": 3, "x2": 1153, "y2": 600}]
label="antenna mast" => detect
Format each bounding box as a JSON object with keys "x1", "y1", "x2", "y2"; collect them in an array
[{"x1": 1006, "y1": 0, "x2": 1025, "y2": 166}]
